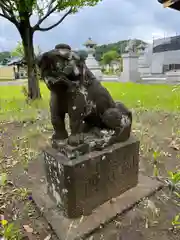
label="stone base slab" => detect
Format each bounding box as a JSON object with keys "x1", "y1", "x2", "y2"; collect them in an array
[{"x1": 32, "y1": 175, "x2": 163, "y2": 240}]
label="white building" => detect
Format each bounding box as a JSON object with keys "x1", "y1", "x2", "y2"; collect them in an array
[{"x1": 139, "y1": 35, "x2": 180, "y2": 75}]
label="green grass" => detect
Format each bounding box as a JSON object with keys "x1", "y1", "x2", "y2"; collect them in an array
[
  {"x1": 0, "y1": 82, "x2": 179, "y2": 121},
  {"x1": 104, "y1": 82, "x2": 180, "y2": 111}
]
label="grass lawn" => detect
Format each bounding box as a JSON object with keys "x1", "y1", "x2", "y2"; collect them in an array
[
  {"x1": 105, "y1": 82, "x2": 180, "y2": 111},
  {"x1": 0, "y1": 82, "x2": 179, "y2": 122},
  {"x1": 0, "y1": 82, "x2": 180, "y2": 239}
]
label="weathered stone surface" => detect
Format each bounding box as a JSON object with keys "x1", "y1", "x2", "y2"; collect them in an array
[{"x1": 43, "y1": 135, "x2": 140, "y2": 218}]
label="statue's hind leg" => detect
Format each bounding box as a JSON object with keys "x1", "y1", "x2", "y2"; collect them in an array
[{"x1": 101, "y1": 106, "x2": 132, "y2": 144}]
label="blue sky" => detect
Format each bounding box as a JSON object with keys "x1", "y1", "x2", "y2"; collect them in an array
[{"x1": 0, "y1": 0, "x2": 180, "y2": 51}]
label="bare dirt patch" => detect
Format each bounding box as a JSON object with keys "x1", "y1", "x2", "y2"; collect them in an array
[{"x1": 0, "y1": 110, "x2": 179, "y2": 239}]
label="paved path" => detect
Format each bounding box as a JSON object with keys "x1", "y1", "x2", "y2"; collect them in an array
[
  {"x1": 103, "y1": 75, "x2": 119, "y2": 82},
  {"x1": 0, "y1": 80, "x2": 27, "y2": 86}
]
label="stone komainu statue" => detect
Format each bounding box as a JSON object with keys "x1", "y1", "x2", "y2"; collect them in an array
[{"x1": 37, "y1": 43, "x2": 132, "y2": 147}]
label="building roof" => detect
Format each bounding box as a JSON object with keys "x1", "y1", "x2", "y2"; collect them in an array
[
  {"x1": 158, "y1": 0, "x2": 180, "y2": 10},
  {"x1": 7, "y1": 57, "x2": 25, "y2": 66},
  {"x1": 153, "y1": 35, "x2": 180, "y2": 53}
]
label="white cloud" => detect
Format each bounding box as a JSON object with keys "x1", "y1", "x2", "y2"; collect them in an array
[{"x1": 0, "y1": 0, "x2": 180, "y2": 51}]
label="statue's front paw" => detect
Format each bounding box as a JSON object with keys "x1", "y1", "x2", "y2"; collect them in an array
[
  {"x1": 52, "y1": 139, "x2": 67, "y2": 149},
  {"x1": 52, "y1": 131, "x2": 68, "y2": 141},
  {"x1": 68, "y1": 133, "x2": 84, "y2": 146}
]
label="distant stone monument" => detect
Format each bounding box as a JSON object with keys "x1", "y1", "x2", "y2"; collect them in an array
[
  {"x1": 120, "y1": 39, "x2": 140, "y2": 82},
  {"x1": 125, "y1": 39, "x2": 137, "y2": 53},
  {"x1": 137, "y1": 42, "x2": 146, "y2": 55},
  {"x1": 84, "y1": 37, "x2": 103, "y2": 81},
  {"x1": 137, "y1": 43, "x2": 151, "y2": 76}
]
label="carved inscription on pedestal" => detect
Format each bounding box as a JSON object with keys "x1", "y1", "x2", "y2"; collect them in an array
[
  {"x1": 122, "y1": 155, "x2": 135, "y2": 173},
  {"x1": 43, "y1": 151, "x2": 65, "y2": 206},
  {"x1": 85, "y1": 173, "x2": 100, "y2": 198}
]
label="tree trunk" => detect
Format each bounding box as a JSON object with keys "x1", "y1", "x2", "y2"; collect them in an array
[{"x1": 19, "y1": 20, "x2": 41, "y2": 100}]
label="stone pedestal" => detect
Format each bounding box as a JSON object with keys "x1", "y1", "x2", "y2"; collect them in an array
[
  {"x1": 43, "y1": 135, "x2": 140, "y2": 218},
  {"x1": 85, "y1": 53, "x2": 103, "y2": 81},
  {"x1": 120, "y1": 53, "x2": 140, "y2": 82},
  {"x1": 138, "y1": 54, "x2": 151, "y2": 76},
  {"x1": 30, "y1": 136, "x2": 163, "y2": 240}
]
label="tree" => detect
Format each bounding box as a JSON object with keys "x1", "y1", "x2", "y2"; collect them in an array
[
  {"x1": 95, "y1": 39, "x2": 146, "y2": 61},
  {"x1": 101, "y1": 50, "x2": 120, "y2": 65},
  {"x1": 0, "y1": 0, "x2": 101, "y2": 99},
  {"x1": 0, "y1": 51, "x2": 11, "y2": 63},
  {"x1": 11, "y1": 41, "x2": 42, "y2": 58},
  {"x1": 11, "y1": 41, "x2": 24, "y2": 57}
]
